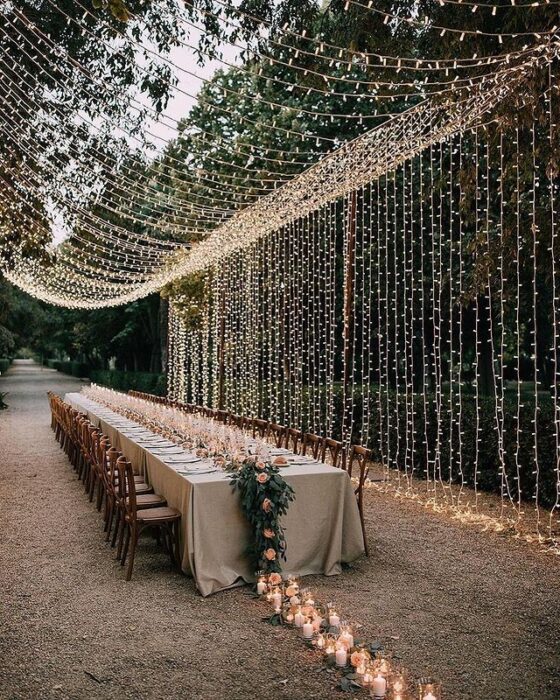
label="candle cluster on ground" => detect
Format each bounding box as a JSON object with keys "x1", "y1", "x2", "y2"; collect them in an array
[{"x1": 257, "y1": 573, "x2": 441, "y2": 699}]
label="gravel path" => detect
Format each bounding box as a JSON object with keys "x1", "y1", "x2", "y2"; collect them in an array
[{"x1": 1, "y1": 361, "x2": 559, "y2": 700}]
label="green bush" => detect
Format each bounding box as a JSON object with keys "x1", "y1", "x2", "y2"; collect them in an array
[
  {"x1": 89, "y1": 369, "x2": 167, "y2": 396},
  {"x1": 0, "y1": 358, "x2": 10, "y2": 373},
  {"x1": 256, "y1": 382, "x2": 558, "y2": 508},
  {"x1": 46, "y1": 359, "x2": 61, "y2": 370}
]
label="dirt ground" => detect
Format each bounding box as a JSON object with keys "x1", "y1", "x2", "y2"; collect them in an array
[{"x1": 1, "y1": 360, "x2": 559, "y2": 700}]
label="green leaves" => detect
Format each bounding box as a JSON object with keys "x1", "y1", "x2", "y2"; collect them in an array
[{"x1": 229, "y1": 457, "x2": 295, "y2": 575}]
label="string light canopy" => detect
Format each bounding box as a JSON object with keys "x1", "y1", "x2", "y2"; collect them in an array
[{"x1": 0, "y1": 0, "x2": 557, "y2": 307}]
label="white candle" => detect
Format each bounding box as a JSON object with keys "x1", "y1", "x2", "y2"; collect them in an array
[
  {"x1": 316, "y1": 634, "x2": 325, "y2": 649},
  {"x1": 256, "y1": 580, "x2": 267, "y2": 595},
  {"x1": 329, "y1": 612, "x2": 340, "y2": 627},
  {"x1": 272, "y1": 591, "x2": 282, "y2": 609},
  {"x1": 294, "y1": 609, "x2": 304, "y2": 628},
  {"x1": 423, "y1": 694, "x2": 437, "y2": 700},
  {"x1": 302, "y1": 621, "x2": 314, "y2": 639},
  {"x1": 362, "y1": 671, "x2": 374, "y2": 687},
  {"x1": 339, "y1": 631, "x2": 354, "y2": 650},
  {"x1": 335, "y1": 647, "x2": 348, "y2": 667},
  {"x1": 372, "y1": 673, "x2": 387, "y2": 698}
]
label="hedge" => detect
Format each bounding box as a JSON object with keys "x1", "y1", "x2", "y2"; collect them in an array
[
  {"x1": 0, "y1": 358, "x2": 10, "y2": 373},
  {"x1": 256, "y1": 383, "x2": 558, "y2": 508},
  {"x1": 89, "y1": 369, "x2": 167, "y2": 396}
]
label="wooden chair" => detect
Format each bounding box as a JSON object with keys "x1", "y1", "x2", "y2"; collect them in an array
[
  {"x1": 285, "y1": 427, "x2": 303, "y2": 454},
  {"x1": 301, "y1": 432, "x2": 324, "y2": 459},
  {"x1": 105, "y1": 448, "x2": 153, "y2": 543},
  {"x1": 252, "y1": 418, "x2": 269, "y2": 439},
  {"x1": 321, "y1": 438, "x2": 344, "y2": 468},
  {"x1": 116, "y1": 457, "x2": 181, "y2": 581},
  {"x1": 216, "y1": 409, "x2": 230, "y2": 423},
  {"x1": 346, "y1": 445, "x2": 371, "y2": 557},
  {"x1": 266, "y1": 422, "x2": 287, "y2": 448}
]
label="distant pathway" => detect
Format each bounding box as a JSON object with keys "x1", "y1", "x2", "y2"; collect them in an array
[{"x1": 0, "y1": 361, "x2": 559, "y2": 699}]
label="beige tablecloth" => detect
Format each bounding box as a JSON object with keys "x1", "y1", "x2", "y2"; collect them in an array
[{"x1": 66, "y1": 392, "x2": 365, "y2": 596}]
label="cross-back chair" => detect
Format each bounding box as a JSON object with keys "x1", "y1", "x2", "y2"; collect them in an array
[
  {"x1": 346, "y1": 444, "x2": 371, "y2": 557},
  {"x1": 285, "y1": 427, "x2": 303, "y2": 454},
  {"x1": 301, "y1": 432, "x2": 324, "y2": 459},
  {"x1": 266, "y1": 422, "x2": 287, "y2": 448},
  {"x1": 116, "y1": 457, "x2": 181, "y2": 581},
  {"x1": 321, "y1": 437, "x2": 344, "y2": 468},
  {"x1": 252, "y1": 418, "x2": 269, "y2": 439}
]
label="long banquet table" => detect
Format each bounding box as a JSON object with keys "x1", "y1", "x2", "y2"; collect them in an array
[{"x1": 65, "y1": 392, "x2": 365, "y2": 596}]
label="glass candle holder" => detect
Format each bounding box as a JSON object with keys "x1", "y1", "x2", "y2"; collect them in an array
[
  {"x1": 388, "y1": 670, "x2": 410, "y2": 700},
  {"x1": 417, "y1": 679, "x2": 441, "y2": 700}
]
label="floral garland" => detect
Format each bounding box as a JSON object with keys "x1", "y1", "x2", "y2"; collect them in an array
[{"x1": 228, "y1": 454, "x2": 295, "y2": 575}]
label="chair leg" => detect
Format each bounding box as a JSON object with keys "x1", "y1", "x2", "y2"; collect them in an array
[
  {"x1": 125, "y1": 528, "x2": 138, "y2": 581},
  {"x1": 96, "y1": 481, "x2": 105, "y2": 512},
  {"x1": 358, "y1": 497, "x2": 369, "y2": 557},
  {"x1": 121, "y1": 527, "x2": 131, "y2": 565},
  {"x1": 172, "y1": 521, "x2": 181, "y2": 570},
  {"x1": 105, "y1": 499, "x2": 114, "y2": 540},
  {"x1": 113, "y1": 507, "x2": 123, "y2": 550}
]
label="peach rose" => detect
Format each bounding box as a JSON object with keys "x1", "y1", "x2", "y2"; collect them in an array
[
  {"x1": 261, "y1": 498, "x2": 272, "y2": 513},
  {"x1": 264, "y1": 548, "x2": 277, "y2": 561},
  {"x1": 285, "y1": 585, "x2": 297, "y2": 597},
  {"x1": 268, "y1": 572, "x2": 282, "y2": 586},
  {"x1": 263, "y1": 528, "x2": 275, "y2": 539},
  {"x1": 289, "y1": 595, "x2": 301, "y2": 606},
  {"x1": 256, "y1": 460, "x2": 267, "y2": 470},
  {"x1": 256, "y1": 473, "x2": 269, "y2": 484},
  {"x1": 350, "y1": 651, "x2": 365, "y2": 668}
]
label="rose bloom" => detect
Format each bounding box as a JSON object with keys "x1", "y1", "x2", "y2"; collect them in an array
[
  {"x1": 256, "y1": 460, "x2": 267, "y2": 470},
  {"x1": 268, "y1": 572, "x2": 282, "y2": 586},
  {"x1": 264, "y1": 548, "x2": 277, "y2": 561},
  {"x1": 285, "y1": 585, "x2": 296, "y2": 597},
  {"x1": 263, "y1": 528, "x2": 275, "y2": 539},
  {"x1": 350, "y1": 651, "x2": 365, "y2": 668},
  {"x1": 261, "y1": 498, "x2": 272, "y2": 513},
  {"x1": 256, "y1": 473, "x2": 269, "y2": 484}
]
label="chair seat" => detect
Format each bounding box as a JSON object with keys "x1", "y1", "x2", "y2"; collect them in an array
[
  {"x1": 136, "y1": 506, "x2": 181, "y2": 522},
  {"x1": 131, "y1": 494, "x2": 167, "y2": 508}
]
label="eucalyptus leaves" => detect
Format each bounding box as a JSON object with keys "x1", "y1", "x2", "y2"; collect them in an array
[{"x1": 228, "y1": 456, "x2": 295, "y2": 575}]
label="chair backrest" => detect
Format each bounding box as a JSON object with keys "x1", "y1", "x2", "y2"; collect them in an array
[
  {"x1": 322, "y1": 437, "x2": 344, "y2": 468},
  {"x1": 116, "y1": 456, "x2": 137, "y2": 524},
  {"x1": 252, "y1": 418, "x2": 269, "y2": 438},
  {"x1": 285, "y1": 427, "x2": 302, "y2": 454},
  {"x1": 216, "y1": 409, "x2": 230, "y2": 423},
  {"x1": 301, "y1": 432, "x2": 324, "y2": 459},
  {"x1": 106, "y1": 447, "x2": 121, "y2": 495},
  {"x1": 347, "y1": 444, "x2": 371, "y2": 491},
  {"x1": 266, "y1": 422, "x2": 287, "y2": 448}
]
